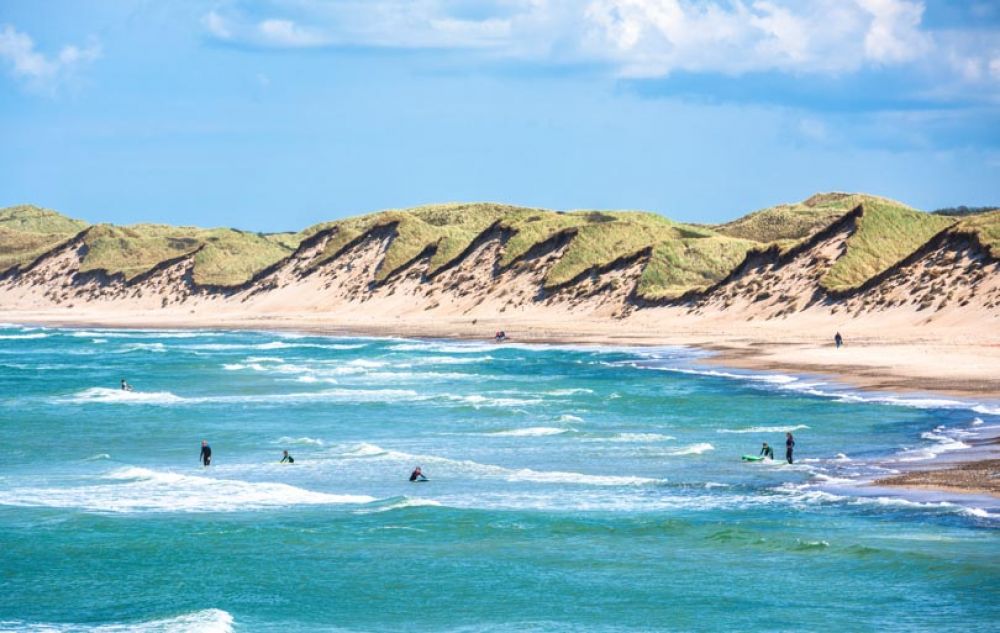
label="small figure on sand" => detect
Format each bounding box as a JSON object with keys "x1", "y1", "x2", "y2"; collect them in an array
[
  {"x1": 280, "y1": 450, "x2": 295, "y2": 464},
  {"x1": 759, "y1": 442, "x2": 774, "y2": 459},
  {"x1": 409, "y1": 466, "x2": 428, "y2": 482},
  {"x1": 120, "y1": 378, "x2": 133, "y2": 392},
  {"x1": 785, "y1": 432, "x2": 795, "y2": 464},
  {"x1": 834, "y1": 332, "x2": 843, "y2": 349},
  {"x1": 200, "y1": 440, "x2": 212, "y2": 467},
  {"x1": 494, "y1": 331, "x2": 507, "y2": 343}
]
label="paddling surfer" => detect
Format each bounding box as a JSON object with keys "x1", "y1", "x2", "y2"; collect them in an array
[{"x1": 409, "y1": 466, "x2": 428, "y2": 482}]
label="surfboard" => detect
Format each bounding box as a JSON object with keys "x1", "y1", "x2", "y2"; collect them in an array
[{"x1": 741, "y1": 455, "x2": 764, "y2": 462}]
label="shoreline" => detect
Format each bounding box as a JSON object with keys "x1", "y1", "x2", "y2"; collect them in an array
[{"x1": 3, "y1": 310, "x2": 999, "y2": 500}]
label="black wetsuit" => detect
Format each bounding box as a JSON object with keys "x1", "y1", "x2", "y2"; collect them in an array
[
  {"x1": 835, "y1": 333, "x2": 843, "y2": 348},
  {"x1": 200, "y1": 444, "x2": 212, "y2": 466},
  {"x1": 409, "y1": 471, "x2": 426, "y2": 482},
  {"x1": 760, "y1": 446, "x2": 774, "y2": 459},
  {"x1": 281, "y1": 454, "x2": 294, "y2": 463},
  {"x1": 785, "y1": 437, "x2": 795, "y2": 464}
]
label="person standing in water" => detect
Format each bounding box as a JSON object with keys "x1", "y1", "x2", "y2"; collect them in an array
[
  {"x1": 409, "y1": 466, "x2": 428, "y2": 482},
  {"x1": 759, "y1": 442, "x2": 774, "y2": 459},
  {"x1": 280, "y1": 450, "x2": 294, "y2": 464},
  {"x1": 834, "y1": 332, "x2": 843, "y2": 349},
  {"x1": 200, "y1": 440, "x2": 212, "y2": 467},
  {"x1": 120, "y1": 378, "x2": 133, "y2": 392},
  {"x1": 785, "y1": 432, "x2": 795, "y2": 464}
]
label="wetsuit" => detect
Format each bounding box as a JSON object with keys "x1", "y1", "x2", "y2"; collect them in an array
[
  {"x1": 409, "y1": 471, "x2": 426, "y2": 482},
  {"x1": 280, "y1": 454, "x2": 294, "y2": 464},
  {"x1": 835, "y1": 334, "x2": 843, "y2": 349},
  {"x1": 200, "y1": 444, "x2": 212, "y2": 466},
  {"x1": 760, "y1": 445, "x2": 774, "y2": 459},
  {"x1": 785, "y1": 437, "x2": 795, "y2": 464}
]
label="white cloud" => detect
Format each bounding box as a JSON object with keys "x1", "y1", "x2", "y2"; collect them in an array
[
  {"x1": 0, "y1": 24, "x2": 100, "y2": 91},
  {"x1": 198, "y1": 1, "x2": 995, "y2": 87}
]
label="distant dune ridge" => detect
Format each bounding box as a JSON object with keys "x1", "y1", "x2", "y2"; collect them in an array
[{"x1": 0, "y1": 193, "x2": 997, "y2": 326}]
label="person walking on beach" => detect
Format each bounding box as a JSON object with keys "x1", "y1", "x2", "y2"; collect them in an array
[
  {"x1": 785, "y1": 432, "x2": 795, "y2": 464},
  {"x1": 280, "y1": 450, "x2": 294, "y2": 464},
  {"x1": 834, "y1": 332, "x2": 843, "y2": 349},
  {"x1": 200, "y1": 440, "x2": 212, "y2": 467},
  {"x1": 759, "y1": 442, "x2": 774, "y2": 459}
]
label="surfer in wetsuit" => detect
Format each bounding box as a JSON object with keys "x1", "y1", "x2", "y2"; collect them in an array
[
  {"x1": 785, "y1": 432, "x2": 795, "y2": 464},
  {"x1": 409, "y1": 466, "x2": 427, "y2": 482},
  {"x1": 834, "y1": 332, "x2": 843, "y2": 349},
  {"x1": 200, "y1": 440, "x2": 212, "y2": 467},
  {"x1": 759, "y1": 442, "x2": 774, "y2": 459},
  {"x1": 120, "y1": 378, "x2": 133, "y2": 392},
  {"x1": 280, "y1": 450, "x2": 294, "y2": 464}
]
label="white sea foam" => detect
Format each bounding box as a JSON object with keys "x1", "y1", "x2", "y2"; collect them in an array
[
  {"x1": 332, "y1": 442, "x2": 662, "y2": 486},
  {"x1": 116, "y1": 342, "x2": 167, "y2": 353},
  {"x1": 62, "y1": 388, "x2": 185, "y2": 405},
  {"x1": 59, "y1": 387, "x2": 424, "y2": 406},
  {"x1": 895, "y1": 431, "x2": 970, "y2": 462},
  {"x1": 558, "y1": 414, "x2": 584, "y2": 423},
  {"x1": 546, "y1": 388, "x2": 594, "y2": 396},
  {"x1": 83, "y1": 453, "x2": 111, "y2": 461},
  {"x1": 358, "y1": 497, "x2": 443, "y2": 513},
  {"x1": 0, "y1": 467, "x2": 375, "y2": 513},
  {"x1": 972, "y1": 404, "x2": 1000, "y2": 415},
  {"x1": 716, "y1": 424, "x2": 810, "y2": 434},
  {"x1": 0, "y1": 608, "x2": 235, "y2": 633},
  {"x1": 275, "y1": 436, "x2": 325, "y2": 446},
  {"x1": 665, "y1": 443, "x2": 714, "y2": 456},
  {"x1": 441, "y1": 394, "x2": 543, "y2": 408},
  {"x1": 0, "y1": 332, "x2": 47, "y2": 340},
  {"x1": 486, "y1": 427, "x2": 569, "y2": 437},
  {"x1": 583, "y1": 433, "x2": 675, "y2": 443},
  {"x1": 972, "y1": 417, "x2": 984, "y2": 426}
]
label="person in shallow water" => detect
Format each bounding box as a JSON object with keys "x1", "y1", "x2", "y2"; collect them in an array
[
  {"x1": 409, "y1": 466, "x2": 428, "y2": 482},
  {"x1": 120, "y1": 378, "x2": 133, "y2": 391},
  {"x1": 200, "y1": 440, "x2": 212, "y2": 467},
  {"x1": 759, "y1": 442, "x2": 774, "y2": 459},
  {"x1": 280, "y1": 450, "x2": 294, "y2": 464},
  {"x1": 785, "y1": 432, "x2": 795, "y2": 464}
]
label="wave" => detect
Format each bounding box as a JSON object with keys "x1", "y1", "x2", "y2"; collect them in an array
[
  {"x1": 331, "y1": 442, "x2": 662, "y2": 486},
  {"x1": 0, "y1": 608, "x2": 234, "y2": 633},
  {"x1": 972, "y1": 404, "x2": 1000, "y2": 415},
  {"x1": 114, "y1": 342, "x2": 167, "y2": 353},
  {"x1": 358, "y1": 496, "x2": 443, "y2": 513},
  {"x1": 546, "y1": 388, "x2": 594, "y2": 396},
  {"x1": 558, "y1": 414, "x2": 584, "y2": 423},
  {"x1": 440, "y1": 394, "x2": 543, "y2": 408},
  {"x1": 0, "y1": 467, "x2": 376, "y2": 513},
  {"x1": 581, "y1": 433, "x2": 675, "y2": 443},
  {"x1": 275, "y1": 436, "x2": 325, "y2": 446},
  {"x1": 0, "y1": 332, "x2": 48, "y2": 340},
  {"x1": 58, "y1": 387, "x2": 424, "y2": 406},
  {"x1": 665, "y1": 443, "x2": 714, "y2": 456},
  {"x1": 83, "y1": 453, "x2": 112, "y2": 461},
  {"x1": 717, "y1": 424, "x2": 810, "y2": 434},
  {"x1": 61, "y1": 388, "x2": 185, "y2": 404},
  {"x1": 181, "y1": 341, "x2": 367, "y2": 352},
  {"x1": 485, "y1": 427, "x2": 569, "y2": 437}
]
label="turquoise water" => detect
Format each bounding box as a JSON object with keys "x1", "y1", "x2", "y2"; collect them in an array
[{"x1": 1, "y1": 325, "x2": 998, "y2": 632}]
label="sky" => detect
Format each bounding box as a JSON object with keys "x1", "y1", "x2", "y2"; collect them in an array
[{"x1": 1, "y1": 0, "x2": 998, "y2": 231}]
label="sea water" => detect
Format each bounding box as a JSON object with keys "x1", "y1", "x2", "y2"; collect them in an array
[{"x1": 0, "y1": 325, "x2": 997, "y2": 632}]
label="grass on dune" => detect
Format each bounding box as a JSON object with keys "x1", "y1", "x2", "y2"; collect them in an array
[
  {"x1": 638, "y1": 235, "x2": 757, "y2": 300},
  {"x1": 951, "y1": 210, "x2": 1000, "y2": 258},
  {"x1": 79, "y1": 224, "x2": 299, "y2": 285},
  {"x1": 0, "y1": 205, "x2": 89, "y2": 272},
  {"x1": 821, "y1": 199, "x2": 955, "y2": 291}
]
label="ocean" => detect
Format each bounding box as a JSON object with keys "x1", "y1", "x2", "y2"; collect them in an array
[{"x1": 0, "y1": 325, "x2": 997, "y2": 632}]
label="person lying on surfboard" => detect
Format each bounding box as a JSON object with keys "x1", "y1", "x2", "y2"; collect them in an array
[
  {"x1": 759, "y1": 442, "x2": 774, "y2": 459},
  {"x1": 409, "y1": 466, "x2": 428, "y2": 482}
]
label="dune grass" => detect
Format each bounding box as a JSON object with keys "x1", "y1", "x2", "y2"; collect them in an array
[
  {"x1": 821, "y1": 199, "x2": 955, "y2": 291},
  {"x1": 79, "y1": 224, "x2": 299, "y2": 285},
  {"x1": 0, "y1": 205, "x2": 89, "y2": 272},
  {"x1": 638, "y1": 235, "x2": 757, "y2": 299},
  {"x1": 952, "y1": 210, "x2": 1000, "y2": 258}
]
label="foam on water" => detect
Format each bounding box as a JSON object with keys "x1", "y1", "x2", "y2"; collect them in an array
[
  {"x1": 0, "y1": 332, "x2": 48, "y2": 340},
  {"x1": 0, "y1": 609, "x2": 234, "y2": 633},
  {"x1": 275, "y1": 436, "x2": 326, "y2": 446},
  {"x1": 0, "y1": 467, "x2": 376, "y2": 513},
  {"x1": 665, "y1": 443, "x2": 715, "y2": 456},
  {"x1": 486, "y1": 427, "x2": 570, "y2": 437},
  {"x1": 717, "y1": 424, "x2": 810, "y2": 434},
  {"x1": 59, "y1": 387, "x2": 425, "y2": 406},
  {"x1": 62, "y1": 388, "x2": 185, "y2": 404}
]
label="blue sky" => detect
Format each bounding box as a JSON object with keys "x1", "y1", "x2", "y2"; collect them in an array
[{"x1": 1, "y1": 0, "x2": 998, "y2": 231}]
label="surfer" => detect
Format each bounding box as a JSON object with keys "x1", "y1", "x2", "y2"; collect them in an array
[
  {"x1": 280, "y1": 450, "x2": 294, "y2": 464},
  {"x1": 200, "y1": 440, "x2": 212, "y2": 467},
  {"x1": 409, "y1": 466, "x2": 428, "y2": 482},
  {"x1": 120, "y1": 378, "x2": 133, "y2": 392},
  {"x1": 759, "y1": 442, "x2": 774, "y2": 459},
  {"x1": 834, "y1": 332, "x2": 843, "y2": 349},
  {"x1": 785, "y1": 432, "x2": 795, "y2": 464}
]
